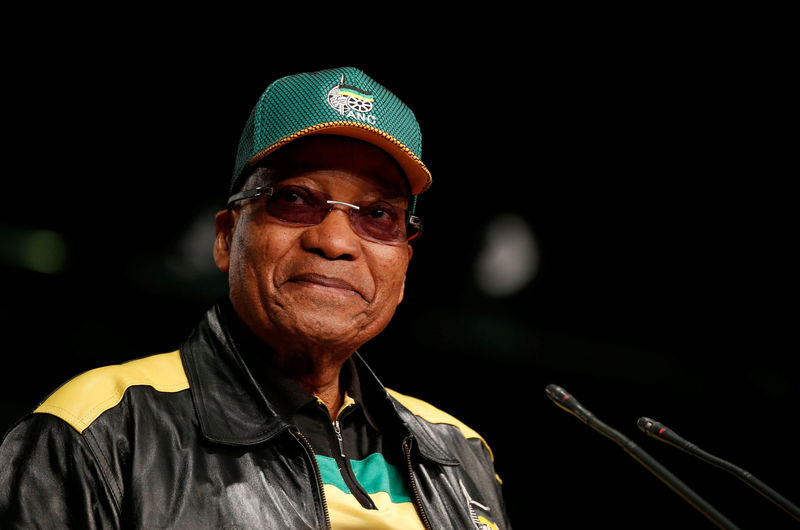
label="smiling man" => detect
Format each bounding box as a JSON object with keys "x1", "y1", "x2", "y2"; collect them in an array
[
  {"x1": 217, "y1": 136, "x2": 415, "y2": 419},
  {"x1": 0, "y1": 67, "x2": 510, "y2": 529}
]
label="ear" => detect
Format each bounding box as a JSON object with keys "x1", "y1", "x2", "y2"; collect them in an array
[{"x1": 213, "y1": 209, "x2": 235, "y2": 272}]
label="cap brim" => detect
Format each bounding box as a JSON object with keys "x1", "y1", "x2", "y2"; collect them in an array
[{"x1": 247, "y1": 122, "x2": 432, "y2": 195}]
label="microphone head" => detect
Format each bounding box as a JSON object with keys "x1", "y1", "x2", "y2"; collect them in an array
[
  {"x1": 637, "y1": 417, "x2": 693, "y2": 453},
  {"x1": 545, "y1": 384, "x2": 593, "y2": 423},
  {"x1": 638, "y1": 417, "x2": 657, "y2": 432},
  {"x1": 638, "y1": 417, "x2": 667, "y2": 437},
  {"x1": 545, "y1": 384, "x2": 570, "y2": 403}
]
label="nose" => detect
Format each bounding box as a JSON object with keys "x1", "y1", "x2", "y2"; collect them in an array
[{"x1": 300, "y1": 205, "x2": 362, "y2": 260}]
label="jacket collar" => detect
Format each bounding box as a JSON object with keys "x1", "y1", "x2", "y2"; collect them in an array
[{"x1": 179, "y1": 301, "x2": 458, "y2": 464}]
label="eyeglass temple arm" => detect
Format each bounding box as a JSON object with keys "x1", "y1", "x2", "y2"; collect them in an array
[{"x1": 226, "y1": 186, "x2": 274, "y2": 208}]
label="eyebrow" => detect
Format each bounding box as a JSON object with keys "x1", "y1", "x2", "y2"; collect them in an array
[{"x1": 253, "y1": 165, "x2": 409, "y2": 200}]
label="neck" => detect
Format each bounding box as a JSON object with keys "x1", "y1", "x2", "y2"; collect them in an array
[
  {"x1": 269, "y1": 345, "x2": 350, "y2": 419},
  {"x1": 295, "y1": 362, "x2": 346, "y2": 419},
  {"x1": 224, "y1": 298, "x2": 357, "y2": 419}
]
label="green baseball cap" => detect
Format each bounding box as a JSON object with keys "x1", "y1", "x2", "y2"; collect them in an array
[{"x1": 231, "y1": 66, "x2": 432, "y2": 196}]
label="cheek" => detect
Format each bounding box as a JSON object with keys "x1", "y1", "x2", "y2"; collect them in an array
[
  {"x1": 358, "y1": 252, "x2": 409, "y2": 338},
  {"x1": 371, "y1": 250, "x2": 411, "y2": 307},
  {"x1": 229, "y1": 228, "x2": 256, "y2": 280},
  {"x1": 228, "y1": 224, "x2": 287, "y2": 296}
]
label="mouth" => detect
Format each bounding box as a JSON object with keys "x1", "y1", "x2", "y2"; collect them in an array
[{"x1": 288, "y1": 273, "x2": 366, "y2": 300}]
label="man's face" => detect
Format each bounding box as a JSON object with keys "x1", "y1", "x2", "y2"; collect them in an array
[{"x1": 214, "y1": 136, "x2": 413, "y2": 356}]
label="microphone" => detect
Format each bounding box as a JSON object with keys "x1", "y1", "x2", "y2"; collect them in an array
[
  {"x1": 545, "y1": 384, "x2": 740, "y2": 529},
  {"x1": 638, "y1": 417, "x2": 800, "y2": 522}
]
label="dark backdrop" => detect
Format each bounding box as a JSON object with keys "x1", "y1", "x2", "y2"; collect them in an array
[{"x1": 1, "y1": 18, "x2": 796, "y2": 528}]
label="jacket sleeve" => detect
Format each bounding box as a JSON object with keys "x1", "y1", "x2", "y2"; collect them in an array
[{"x1": 0, "y1": 412, "x2": 120, "y2": 529}]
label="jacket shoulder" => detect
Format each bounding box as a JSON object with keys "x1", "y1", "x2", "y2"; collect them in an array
[
  {"x1": 385, "y1": 388, "x2": 494, "y2": 460},
  {"x1": 34, "y1": 351, "x2": 189, "y2": 433}
]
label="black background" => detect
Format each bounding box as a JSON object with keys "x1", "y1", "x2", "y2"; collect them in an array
[{"x1": 1, "y1": 12, "x2": 796, "y2": 528}]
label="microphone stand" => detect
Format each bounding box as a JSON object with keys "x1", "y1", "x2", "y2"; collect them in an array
[
  {"x1": 638, "y1": 417, "x2": 800, "y2": 522},
  {"x1": 545, "y1": 385, "x2": 740, "y2": 530}
]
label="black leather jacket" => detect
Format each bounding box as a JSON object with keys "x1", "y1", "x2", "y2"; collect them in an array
[{"x1": 0, "y1": 303, "x2": 510, "y2": 529}]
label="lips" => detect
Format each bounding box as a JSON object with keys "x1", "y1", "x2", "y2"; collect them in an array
[{"x1": 288, "y1": 273, "x2": 366, "y2": 300}]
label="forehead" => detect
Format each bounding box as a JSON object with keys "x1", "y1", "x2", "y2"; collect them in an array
[{"x1": 254, "y1": 135, "x2": 410, "y2": 197}]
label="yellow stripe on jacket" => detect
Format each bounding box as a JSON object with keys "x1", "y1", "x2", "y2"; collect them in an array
[
  {"x1": 386, "y1": 388, "x2": 494, "y2": 461},
  {"x1": 34, "y1": 351, "x2": 190, "y2": 433}
]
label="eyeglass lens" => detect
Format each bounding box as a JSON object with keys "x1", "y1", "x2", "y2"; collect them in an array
[{"x1": 266, "y1": 185, "x2": 417, "y2": 243}]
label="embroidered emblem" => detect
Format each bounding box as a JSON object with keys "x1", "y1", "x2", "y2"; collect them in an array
[
  {"x1": 459, "y1": 480, "x2": 499, "y2": 530},
  {"x1": 326, "y1": 75, "x2": 377, "y2": 125}
]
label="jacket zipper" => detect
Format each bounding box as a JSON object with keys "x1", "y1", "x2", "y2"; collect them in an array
[
  {"x1": 332, "y1": 420, "x2": 346, "y2": 458},
  {"x1": 295, "y1": 430, "x2": 332, "y2": 530},
  {"x1": 331, "y1": 418, "x2": 378, "y2": 510},
  {"x1": 403, "y1": 438, "x2": 432, "y2": 530}
]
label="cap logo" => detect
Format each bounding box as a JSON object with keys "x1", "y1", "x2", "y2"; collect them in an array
[{"x1": 326, "y1": 75, "x2": 377, "y2": 125}]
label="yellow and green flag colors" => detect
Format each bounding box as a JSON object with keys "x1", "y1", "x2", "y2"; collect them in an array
[
  {"x1": 338, "y1": 83, "x2": 374, "y2": 102},
  {"x1": 316, "y1": 453, "x2": 425, "y2": 529}
]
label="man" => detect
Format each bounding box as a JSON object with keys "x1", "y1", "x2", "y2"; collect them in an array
[{"x1": 0, "y1": 67, "x2": 509, "y2": 528}]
